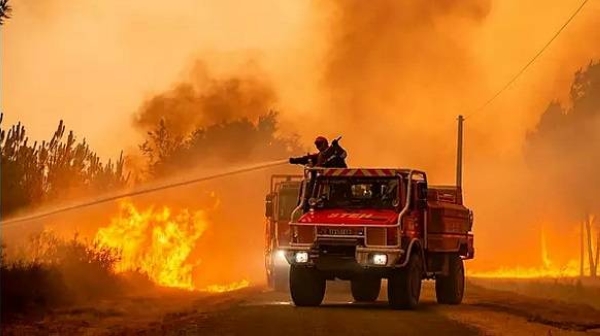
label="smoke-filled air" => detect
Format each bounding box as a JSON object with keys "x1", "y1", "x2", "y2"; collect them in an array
[{"x1": 2, "y1": 0, "x2": 600, "y2": 327}]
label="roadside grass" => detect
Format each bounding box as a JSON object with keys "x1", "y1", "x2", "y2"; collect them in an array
[{"x1": 468, "y1": 277, "x2": 600, "y2": 310}]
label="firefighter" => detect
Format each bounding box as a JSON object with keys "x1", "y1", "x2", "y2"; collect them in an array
[
  {"x1": 290, "y1": 136, "x2": 348, "y2": 213},
  {"x1": 289, "y1": 136, "x2": 348, "y2": 168}
]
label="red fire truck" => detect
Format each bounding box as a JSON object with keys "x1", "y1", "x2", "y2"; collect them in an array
[
  {"x1": 283, "y1": 168, "x2": 474, "y2": 309},
  {"x1": 264, "y1": 175, "x2": 303, "y2": 290}
]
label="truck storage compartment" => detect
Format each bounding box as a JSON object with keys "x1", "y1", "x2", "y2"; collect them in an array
[
  {"x1": 427, "y1": 186, "x2": 463, "y2": 205},
  {"x1": 427, "y1": 202, "x2": 471, "y2": 234}
]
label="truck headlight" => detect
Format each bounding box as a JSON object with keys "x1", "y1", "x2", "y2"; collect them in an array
[
  {"x1": 274, "y1": 250, "x2": 287, "y2": 263},
  {"x1": 275, "y1": 250, "x2": 286, "y2": 261},
  {"x1": 372, "y1": 253, "x2": 387, "y2": 266},
  {"x1": 295, "y1": 251, "x2": 309, "y2": 263}
]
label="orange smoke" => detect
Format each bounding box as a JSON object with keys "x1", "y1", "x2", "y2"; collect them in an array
[
  {"x1": 95, "y1": 200, "x2": 249, "y2": 292},
  {"x1": 133, "y1": 61, "x2": 278, "y2": 138}
]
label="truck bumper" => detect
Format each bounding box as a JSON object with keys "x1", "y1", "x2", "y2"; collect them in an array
[{"x1": 281, "y1": 245, "x2": 404, "y2": 269}]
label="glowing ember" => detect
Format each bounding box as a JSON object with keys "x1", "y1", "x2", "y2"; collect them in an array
[
  {"x1": 204, "y1": 280, "x2": 250, "y2": 293},
  {"x1": 95, "y1": 200, "x2": 207, "y2": 290}
]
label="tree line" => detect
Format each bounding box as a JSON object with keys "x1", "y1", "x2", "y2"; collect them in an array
[
  {"x1": 139, "y1": 111, "x2": 301, "y2": 178},
  {"x1": 0, "y1": 0, "x2": 10, "y2": 26},
  {"x1": 0, "y1": 111, "x2": 300, "y2": 217},
  {"x1": 0, "y1": 114, "x2": 129, "y2": 217},
  {"x1": 526, "y1": 61, "x2": 600, "y2": 277}
]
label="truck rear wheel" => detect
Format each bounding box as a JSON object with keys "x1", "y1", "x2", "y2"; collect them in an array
[
  {"x1": 350, "y1": 276, "x2": 381, "y2": 302},
  {"x1": 435, "y1": 254, "x2": 464, "y2": 305},
  {"x1": 387, "y1": 253, "x2": 422, "y2": 310},
  {"x1": 289, "y1": 265, "x2": 325, "y2": 307}
]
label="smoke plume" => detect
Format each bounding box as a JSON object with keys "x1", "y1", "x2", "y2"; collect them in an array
[
  {"x1": 134, "y1": 61, "x2": 278, "y2": 138},
  {"x1": 303, "y1": 0, "x2": 492, "y2": 178}
]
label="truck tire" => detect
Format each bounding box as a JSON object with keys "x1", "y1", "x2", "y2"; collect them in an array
[
  {"x1": 435, "y1": 254, "x2": 464, "y2": 305},
  {"x1": 351, "y1": 276, "x2": 381, "y2": 302},
  {"x1": 289, "y1": 265, "x2": 325, "y2": 307},
  {"x1": 387, "y1": 253, "x2": 422, "y2": 310}
]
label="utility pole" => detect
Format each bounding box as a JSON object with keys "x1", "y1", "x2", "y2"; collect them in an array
[
  {"x1": 456, "y1": 115, "x2": 464, "y2": 190},
  {"x1": 581, "y1": 219, "x2": 584, "y2": 277}
]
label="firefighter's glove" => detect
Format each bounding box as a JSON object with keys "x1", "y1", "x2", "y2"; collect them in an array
[{"x1": 332, "y1": 139, "x2": 339, "y2": 147}]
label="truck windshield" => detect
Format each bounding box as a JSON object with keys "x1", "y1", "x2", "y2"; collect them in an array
[{"x1": 313, "y1": 177, "x2": 400, "y2": 209}]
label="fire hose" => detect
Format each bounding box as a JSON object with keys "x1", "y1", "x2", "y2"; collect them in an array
[{"x1": 0, "y1": 159, "x2": 288, "y2": 228}]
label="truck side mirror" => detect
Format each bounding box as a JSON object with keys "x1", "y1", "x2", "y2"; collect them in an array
[{"x1": 265, "y1": 194, "x2": 274, "y2": 218}]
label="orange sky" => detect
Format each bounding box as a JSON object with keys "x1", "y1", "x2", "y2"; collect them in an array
[{"x1": 3, "y1": 1, "x2": 599, "y2": 159}]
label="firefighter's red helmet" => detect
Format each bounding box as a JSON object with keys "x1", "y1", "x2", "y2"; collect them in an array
[{"x1": 314, "y1": 136, "x2": 328, "y2": 149}]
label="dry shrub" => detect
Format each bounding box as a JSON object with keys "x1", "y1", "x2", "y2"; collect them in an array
[
  {"x1": 1, "y1": 261, "x2": 67, "y2": 315},
  {"x1": 1, "y1": 232, "x2": 153, "y2": 320}
]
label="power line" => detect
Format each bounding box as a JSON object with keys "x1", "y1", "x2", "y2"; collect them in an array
[
  {"x1": 0, "y1": 160, "x2": 288, "y2": 229},
  {"x1": 465, "y1": 0, "x2": 589, "y2": 120}
]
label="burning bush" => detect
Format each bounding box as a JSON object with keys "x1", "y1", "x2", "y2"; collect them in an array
[
  {"x1": 95, "y1": 200, "x2": 208, "y2": 290},
  {"x1": 93, "y1": 200, "x2": 250, "y2": 292}
]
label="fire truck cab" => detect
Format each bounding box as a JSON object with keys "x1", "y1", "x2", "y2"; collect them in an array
[
  {"x1": 283, "y1": 168, "x2": 474, "y2": 309},
  {"x1": 264, "y1": 175, "x2": 303, "y2": 290}
]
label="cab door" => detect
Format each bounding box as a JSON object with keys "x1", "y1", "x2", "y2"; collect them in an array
[
  {"x1": 413, "y1": 181, "x2": 428, "y2": 238},
  {"x1": 264, "y1": 193, "x2": 276, "y2": 276}
]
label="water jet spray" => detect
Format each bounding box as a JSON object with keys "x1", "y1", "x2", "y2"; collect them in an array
[{"x1": 1, "y1": 159, "x2": 288, "y2": 228}]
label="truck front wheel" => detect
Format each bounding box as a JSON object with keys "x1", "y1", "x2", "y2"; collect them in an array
[
  {"x1": 435, "y1": 254, "x2": 465, "y2": 305},
  {"x1": 289, "y1": 265, "x2": 325, "y2": 307},
  {"x1": 351, "y1": 276, "x2": 381, "y2": 302},
  {"x1": 387, "y1": 253, "x2": 422, "y2": 310}
]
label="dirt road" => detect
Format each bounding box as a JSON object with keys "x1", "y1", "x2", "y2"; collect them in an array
[
  {"x1": 155, "y1": 283, "x2": 599, "y2": 336},
  {"x1": 4, "y1": 281, "x2": 600, "y2": 336},
  {"x1": 163, "y1": 284, "x2": 479, "y2": 336}
]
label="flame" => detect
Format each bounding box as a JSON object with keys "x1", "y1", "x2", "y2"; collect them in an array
[
  {"x1": 541, "y1": 227, "x2": 552, "y2": 269},
  {"x1": 204, "y1": 280, "x2": 250, "y2": 293},
  {"x1": 95, "y1": 200, "x2": 207, "y2": 289},
  {"x1": 469, "y1": 226, "x2": 581, "y2": 279},
  {"x1": 468, "y1": 261, "x2": 580, "y2": 279},
  {"x1": 95, "y1": 200, "x2": 250, "y2": 292}
]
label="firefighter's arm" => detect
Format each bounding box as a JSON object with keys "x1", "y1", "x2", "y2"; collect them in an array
[
  {"x1": 289, "y1": 154, "x2": 318, "y2": 165},
  {"x1": 289, "y1": 156, "x2": 309, "y2": 165},
  {"x1": 331, "y1": 139, "x2": 347, "y2": 159}
]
